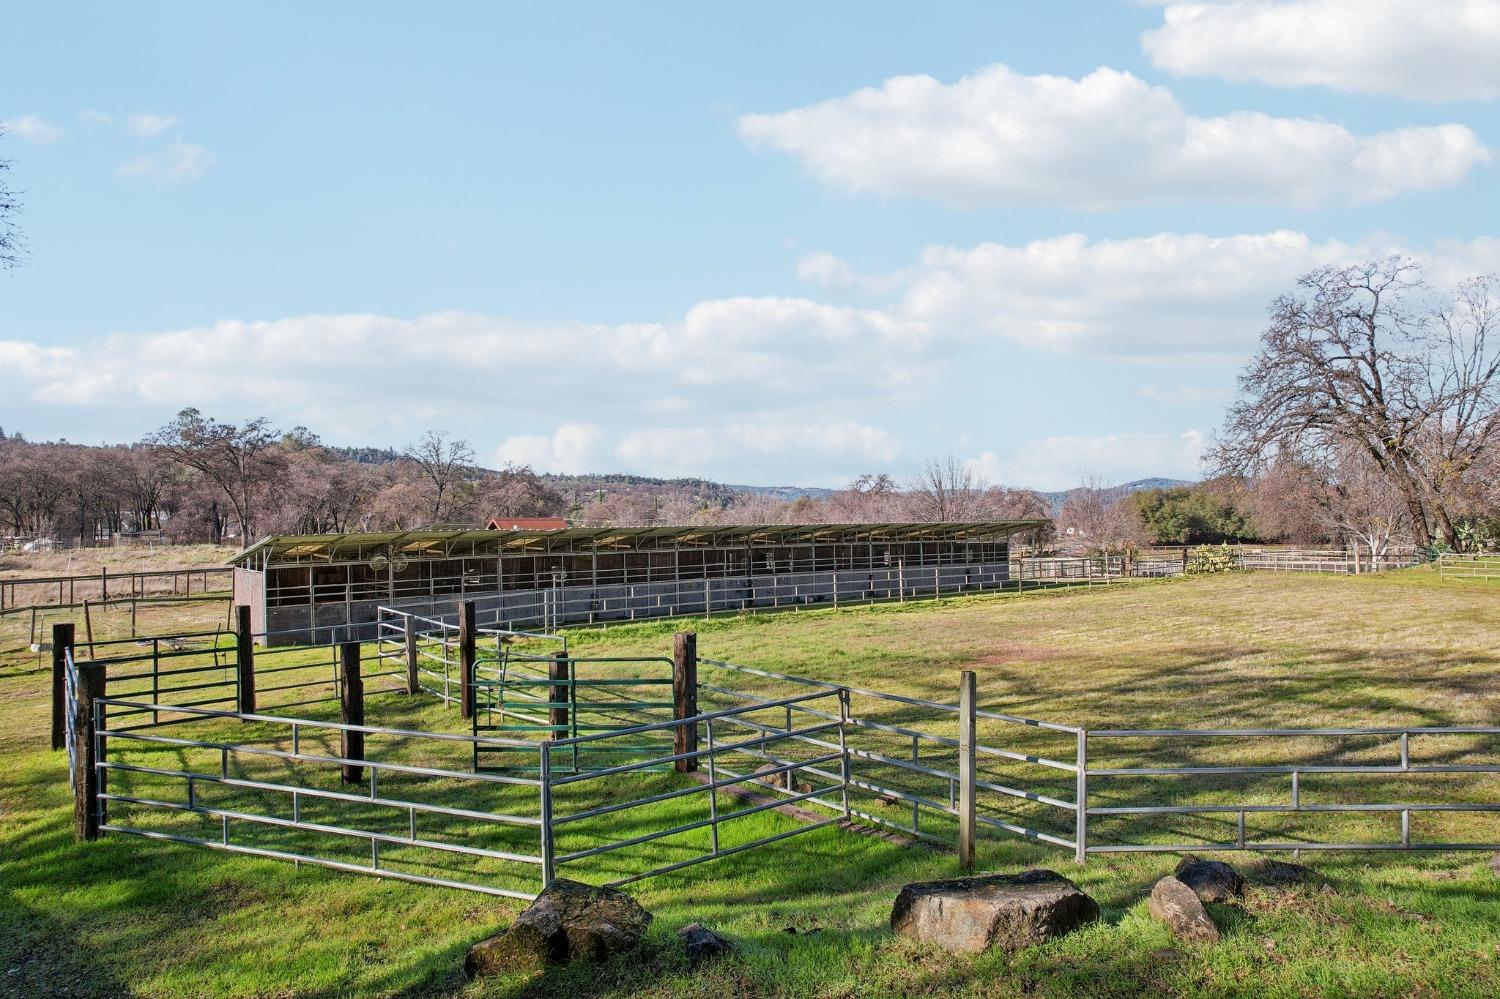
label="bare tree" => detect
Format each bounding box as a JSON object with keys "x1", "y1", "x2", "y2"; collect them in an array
[
  {"x1": 151, "y1": 409, "x2": 281, "y2": 542},
  {"x1": 1316, "y1": 446, "x2": 1411, "y2": 559},
  {"x1": 474, "y1": 464, "x2": 566, "y2": 519},
  {"x1": 403, "y1": 430, "x2": 475, "y2": 523},
  {"x1": 827, "y1": 473, "x2": 898, "y2": 522},
  {"x1": 907, "y1": 456, "x2": 989, "y2": 521},
  {"x1": 1057, "y1": 473, "x2": 1142, "y2": 553},
  {"x1": 1213, "y1": 260, "x2": 1500, "y2": 547},
  {"x1": 0, "y1": 128, "x2": 23, "y2": 270}
]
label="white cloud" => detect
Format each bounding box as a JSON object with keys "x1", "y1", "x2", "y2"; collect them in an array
[
  {"x1": 124, "y1": 112, "x2": 181, "y2": 137},
  {"x1": 11, "y1": 230, "x2": 1500, "y2": 486},
  {"x1": 117, "y1": 141, "x2": 214, "y2": 183},
  {"x1": 1137, "y1": 385, "x2": 1233, "y2": 404},
  {"x1": 738, "y1": 64, "x2": 1490, "y2": 208},
  {"x1": 4, "y1": 114, "x2": 62, "y2": 144},
  {"x1": 1144, "y1": 1, "x2": 1500, "y2": 101},
  {"x1": 874, "y1": 230, "x2": 1500, "y2": 357},
  {"x1": 0, "y1": 303, "x2": 920, "y2": 484},
  {"x1": 968, "y1": 431, "x2": 1207, "y2": 492},
  {"x1": 616, "y1": 420, "x2": 900, "y2": 477},
  {"x1": 495, "y1": 423, "x2": 609, "y2": 474}
]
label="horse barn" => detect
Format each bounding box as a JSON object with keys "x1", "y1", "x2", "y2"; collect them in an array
[{"x1": 230, "y1": 520, "x2": 1045, "y2": 645}]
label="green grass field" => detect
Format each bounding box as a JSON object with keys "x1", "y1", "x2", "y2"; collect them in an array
[{"x1": 4, "y1": 568, "x2": 1500, "y2": 997}]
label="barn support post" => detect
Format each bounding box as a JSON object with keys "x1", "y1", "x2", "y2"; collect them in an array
[
  {"x1": 458, "y1": 600, "x2": 476, "y2": 720},
  {"x1": 339, "y1": 641, "x2": 364, "y2": 784},
  {"x1": 958, "y1": 670, "x2": 976, "y2": 871},
  {"x1": 234, "y1": 605, "x2": 256, "y2": 714},
  {"x1": 673, "y1": 631, "x2": 698, "y2": 773},
  {"x1": 50, "y1": 622, "x2": 75, "y2": 751},
  {"x1": 73, "y1": 661, "x2": 106, "y2": 841}
]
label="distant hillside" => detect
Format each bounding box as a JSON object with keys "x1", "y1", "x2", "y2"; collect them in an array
[
  {"x1": 331, "y1": 446, "x2": 1187, "y2": 519},
  {"x1": 1041, "y1": 477, "x2": 1195, "y2": 517},
  {"x1": 726, "y1": 483, "x2": 837, "y2": 502}
]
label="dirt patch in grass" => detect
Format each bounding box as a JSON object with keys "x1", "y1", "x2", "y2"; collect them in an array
[{"x1": 965, "y1": 643, "x2": 1063, "y2": 667}]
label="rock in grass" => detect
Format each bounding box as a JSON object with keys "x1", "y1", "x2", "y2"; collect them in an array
[
  {"x1": 1243, "y1": 858, "x2": 1321, "y2": 889},
  {"x1": 465, "y1": 879, "x2": 652, "y2": 976},
  {"x1": 1148, "y1": 876, "x2": 1220, "y2": 944},
  {"x1": 890, "y1": 870, "x2": 1099, "y2": 954},
  {"x1": 1489, "y1": 854, "x2": 1500, "y2": 877},
  {"x1": 1174, "y1": 855, "x2": 1244, "y2": 902},
  {"x1": 678, "y1": 923, "x2": 734, "y2": 964}
]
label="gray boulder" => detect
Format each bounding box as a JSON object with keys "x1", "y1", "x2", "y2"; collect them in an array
[
  {"x1": 1174, "y1": 855, "x2": 1244, "y2": 902},
  {"x1": 891, "y1": 870, "x2": 1099, "y2": 954},
  {"x1": 1148, "y1": 876, "x2": 1219, "y2": 944},
  {"x1": 466, "y1": 879, "x2": 653, "y2": 976},
  {"x1": 678, "y1": 922, "x2": 734, "y2": 964}
]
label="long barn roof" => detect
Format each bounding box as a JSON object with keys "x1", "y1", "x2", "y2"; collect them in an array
[{"x1": 229, "y1": 521, "x2": 1046, "y2": 566}]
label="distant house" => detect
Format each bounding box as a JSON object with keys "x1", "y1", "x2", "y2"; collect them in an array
[{"x1": 485, "y1": 517, "x2": 568, "y2": 531}]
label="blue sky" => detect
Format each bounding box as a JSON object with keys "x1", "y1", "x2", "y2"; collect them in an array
[{"x1": 3, "y1": 1, "x2": 1499, "y2": 489}]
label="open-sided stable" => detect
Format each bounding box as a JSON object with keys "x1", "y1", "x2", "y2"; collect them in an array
[{"x1": 230, "y1": 521, "x2": 1044, "y2": 645}]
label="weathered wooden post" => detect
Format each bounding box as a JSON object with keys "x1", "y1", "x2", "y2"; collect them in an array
[
  {"x1": 73, "y1": 661, "x2": 106, "y2": 841},
  {"x1": 339, "y1": 641, "x2": 364, "y2": 784},
  {"x1": 549, "y1": 650, "x2": 570, "y2": 735},
  {"x1": 235, "y1": 605, "x2": 256, "y2": 714},
  {"x1": 51, "y1": 622, "x2": 75, "y2": 751},
  {"x1": 958, "y1": 670, "x2": 976, "y2": 871},
  {"x1": 673, "y1": 631, "x2": 698, "y2": 773},
  {"x1": 83, "y1": 599, "x2": 96, "y2": 657},
  {"x1": 458, "y1": 600, "x2": 476, "y2": 720},
  {"x1": 403, "y1": 615, "x2": 419, "y2": 695}
]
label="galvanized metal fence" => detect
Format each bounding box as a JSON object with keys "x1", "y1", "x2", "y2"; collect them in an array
[
  {"x1": 93, "y1": 698, "x2": 549, "y2": 899},
  {"x1": 1438, "y1": 554, "x2": 1500, "y2": 581},
  {"x1": 59, "y1": 624, "x2": 1500, "y2": 905}
]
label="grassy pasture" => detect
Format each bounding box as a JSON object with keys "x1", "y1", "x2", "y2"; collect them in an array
[{"x1": 4, "y1": 568, "x2": 1500, "y2": 997}]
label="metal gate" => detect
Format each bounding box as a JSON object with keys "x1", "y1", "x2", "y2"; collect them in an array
[{"x1": 471, "y1": 650, "x2": 678, "y2": 774}]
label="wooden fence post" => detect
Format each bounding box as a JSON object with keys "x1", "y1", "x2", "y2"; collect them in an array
[
  {"x1": 458, "y1": 601, "x2": 476, "y2": 720},
  {"x1": 83, "y1": 599, "x2": 95, "y2": 657},
  {"x1": 673, "y1": 631, "x2": 698, "y2": 773},
  {"x1": 235, "y1": 605, "x2": 256, "y2": 714},
  {"x1": 404, "y1": 616, "x2": 419, "y2": 695},
  {"x1": 549, "y1": 650, "x2": 570, "y2": 735},
  {"x1": 51, "y1": 622, "x2": 75, "y2": 751},
  {"x1": 339, "y1": 641, "x2": 364, "y2": 784},
  {"x1": 958, "y1": 670, "x2": 976, "y2": 871},
  {"x1": 73, "y1": 662, "x2": 106, "y2": 841}
]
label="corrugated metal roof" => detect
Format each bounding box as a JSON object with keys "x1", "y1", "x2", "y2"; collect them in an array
[{"x1": 228, "y1": 520, "x2": 1047, "y2": 565}]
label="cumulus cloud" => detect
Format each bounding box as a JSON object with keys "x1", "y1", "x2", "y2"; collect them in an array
[
  {"x1": 495, "y1": 423, "x2": 609, "y2": 474},
  {"x1": 968, "y1": 431, "x2": 1208, "y2": 492},
  {"x1": 738, "y1": 64, "x2": 1490, "y2": 208},
  {"x1": 11, "y1": 230, "x2": 1500, "y2": 485},
  {"x1": 4, "y1": 114, "x2": 62, "y2": 144},
  {"x1": 0, "y1": 301, "x2": 925, "y2": 484},
  {"x1": 858, "y1": 231, "x2": 1500, "y2": 357},
  {"x1": 124, "y1": 112, "x2": 181, "y2": 137},
  {"x1": 1144, "y1": 1, "x2": 1500, "y2": 101},
  {"x1": 117, "y1": 141, "x2": 214, "y2": 183}
]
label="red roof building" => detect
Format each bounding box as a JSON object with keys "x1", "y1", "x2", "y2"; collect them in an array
[{"x1": 484, "y1": 517, "x2": 568, "y2": 531}]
